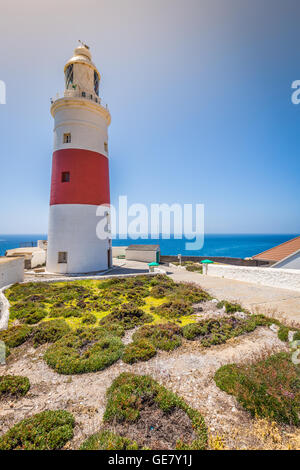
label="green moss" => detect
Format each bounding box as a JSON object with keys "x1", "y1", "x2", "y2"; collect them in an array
[
  {"x1": 80, "y1": 430, "x2": 140, "y2": 450},
  {"x1": 0, "y1": 375, "x2": 30, "y2": 398},
  {"x1": 103, "y1": 372, "x2": 207, "y2": 450},
  {"x1": 0, "y1": 410, "x2": 75, "y2": 450},
  {"x1": 44, "y1": 328, "x2": 124, "y2": 374},
  {"x1": 0, "y1": 324, "x2": 32, "y2": 348},
  {"x1": 32, "y1": 319, "x2": 71, "y2": 347},
  {"x1": 214, "y1": 352, "x2": 300, "y2": 426},
  {"x1": 122, "y1": 339, "x2": 156, "y2": 364},
  {"x1": 133, "y1": 323, "x2": 182, "y2": 351}
]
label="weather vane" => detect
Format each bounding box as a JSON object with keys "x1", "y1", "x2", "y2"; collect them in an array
[{"x1": 78, "y1": 40, "x2": 90, "y2": 50}]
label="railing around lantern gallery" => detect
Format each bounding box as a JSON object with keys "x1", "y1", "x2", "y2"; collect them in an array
[{"x1": 50, "y1": 90, "x2": 109, "y2": 111}]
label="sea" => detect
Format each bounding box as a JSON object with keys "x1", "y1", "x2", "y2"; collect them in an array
[{"x1": 0, "y1": 234, "x2": 297, "y2": 259}]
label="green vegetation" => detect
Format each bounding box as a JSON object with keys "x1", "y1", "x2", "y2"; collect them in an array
[
  {"x1": 10, "y1": 302, "x2": 48, "y2": 324},
  {"x1": 182, "y1": 315, "x2": 266, "y2": 347},
  {"x1": 0, "y1": 324, "x2": 31, "y2": 348},
  {"x1": 32, "y1": 319, "x2": 71, "y2": 347},
  {"x1": 216, "y1": 300, "x2": 244, "y2": 313},
  {"x1": 214, "y1": 352, "x2": 300, "y2": 426},
  {"x1": 100, "y1": 302, "x2": 153, "y2": 330},
  {"x1": 0, "y1": 410, "x2": 75, "y2": 450},
  {"x1": 103, "y1": 372, "x2": 207, "y2": 450},
  {"x1": 81, "y1": 313, "x2": 97, "y2": 325},
  {"x1": 44, "y1": 327, "x2": 124, "y2": 374},
  {"x1": 80, "y1": 430, "x2": 141, "y2": 450},
  {"x1": 133, "y1": 323, "x2": 182, "y2": 351},
  {"x1": 0, "y1": 375, "x2": 30, "y2": 398},
  {"x1": 293, "y1": 331, "x2": 300, "y2": 341},
  {"x1": 277, "y1": 325, "x2": 290, "y2": 342},
  {"x1": 122, "y1": 339, "x2": 156, "y2": 364}
]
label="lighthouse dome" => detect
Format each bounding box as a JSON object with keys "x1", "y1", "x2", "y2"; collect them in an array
[{"x1": 64, "y1": 42, "x2": 100, "y2": 96}]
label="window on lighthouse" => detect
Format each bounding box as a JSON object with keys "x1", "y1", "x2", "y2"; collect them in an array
[
  {"x1": 58, "y1": 252, "x2": 68, "y2": 264},
  {"x1": 65, "y1": 64, "x2": 73, "y2": 89},
  {"x1": 63, "y1": 133, "x2": 71, "y2": 144},
  {"x1": 61, "y1": 172, "x2": 70, "y2": 183},
  {"x1": 94, "y1": 71, "x2": 99, "y2": 96}
]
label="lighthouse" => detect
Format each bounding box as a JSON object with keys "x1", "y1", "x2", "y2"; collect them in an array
[{"x1": 46, "y1": 43, "x2": 112, "y2": 274}]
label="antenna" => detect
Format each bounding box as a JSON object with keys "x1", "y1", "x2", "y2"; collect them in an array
[{"x1": 78, "y1": 40, "x2": 90, "y2": 50}]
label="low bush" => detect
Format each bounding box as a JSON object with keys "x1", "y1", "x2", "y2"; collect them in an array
[
  {"x1": 185, "y1": 264, "x2": 203, "y2": 273},
  {"x1": 80, "y1": 430, "x2": 140, "y2": 450},
  {"x1": 0, "y1": 324, "x2": 32, "y2": 348},
  {"x1": 50, "y1": 307, "x2": 83, "y2": 318},
  {"x1": 293, "y1": 331, "x2": 300, "y2": 341},
  {"x1": 216, "y1": 300, "x2": 244, "y2": 313},
  {"x1": 154, "y1": 300, "x2": 194, "y2": 320},
  {"x1": 32, "y1": 320, "x2": 71, "y2": 347},
  {"x1": 81, "y1": 313, "x2": 97, "y2": 325},
  {"x1": 10, "y1": 302, "x2": 48, "y2": 324},
  {"x1": 0, "y1": 375, "x2": 30, "y2": 398},
  {"x1": 122, "y1": 339, "x2": 156, "y2": 364},
  {"x1": 100, "y1": 303, "x2": 153, "y2": 330},
  {"x1": 214, "y1": 353, "x2": 300, "y2": 426},
  {"x1": 103, "y1": 372, "x2": 207, "y2": 450},
  {"x1": 133, "y1": 323, "x2": 182, "y2": 351},
  {"x1": 182, "y1": 315, "x2": 262, "y2": 347},
  {"x1": 278, "y1": 325, "x2": 289, "y2": 342},
  {"x1": 0, "y1": 410, "x2": 75, "y2": 450},
  {"x1": 44, "y1": 328, "x2": 124, "y2": 374}
]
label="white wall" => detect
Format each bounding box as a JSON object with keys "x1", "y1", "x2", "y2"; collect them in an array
[
  {"x1": 31, "y1": 250, "x2": 46, "y2": 268},
  {"x1": 206, "y1": 263, "x2": 300, "y2": 292},
  {"x1": 112, "y1": 246, "x2": 128, "y2": 257},
  {"x1": 0, "y1": 258, "x2": 24, "y2": 289},
  {"x1": 126, "y1": 250, "x2": 158, "y2": 263},
  {"x1": 47, "y1": 204, "x2": 110, "y2": 274}
]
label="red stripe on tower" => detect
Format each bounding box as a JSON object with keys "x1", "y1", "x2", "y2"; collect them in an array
[{"x1": 50, "y1": 149, "x2": 110, "y2": 206}]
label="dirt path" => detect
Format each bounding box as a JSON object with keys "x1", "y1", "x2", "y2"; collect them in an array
[{"x1": 0, "y1": 327, "x2": 293, "y2": 450}]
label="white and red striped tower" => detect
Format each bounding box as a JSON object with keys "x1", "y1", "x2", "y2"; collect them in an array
[{"x1": 46, "y1": 43, "x2": 112, "y2": 274}]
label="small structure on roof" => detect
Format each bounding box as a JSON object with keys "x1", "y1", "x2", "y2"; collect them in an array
[
  {"x1": 252, "y1": 235, "x2": 300, "y2": 270},
  {"x1": 125, "y1": 245, "x2": 160, "y2": 263},
  {"x1": 5, "y1": 247, "x2": 46, "y2": 270}
]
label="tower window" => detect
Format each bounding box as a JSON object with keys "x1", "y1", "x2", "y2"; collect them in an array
[
  {"x1": 94, "y1": 71, "x2": 99, "y2": 96},
  {"x1": 61, "y1": 171, "x2": 70, "y2": 183},
  {"x1": 65, "y1": 64, "x2": 73, "y2": 89},
  {"x1": 58, "y1": 252, "x2": 68, "y2": 264},
  {"x1": 104, "y1": 142, "x2": 108, "y2": 153},
  {"x1": 63, "y1": 133, "x2": 71, "y2": 143},
  {"x1": 82, "y1": 91, "x2": 86, "y2": 97}
]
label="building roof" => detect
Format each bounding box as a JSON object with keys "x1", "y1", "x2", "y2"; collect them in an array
[
  {"x1": 126, "y1": 245, "x2": 160, "y2": 252},
  {"x1": 252, "y1": 236, "x2": 300, "y2": 262}
]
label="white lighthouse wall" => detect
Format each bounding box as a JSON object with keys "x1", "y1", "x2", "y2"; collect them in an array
[
  {"x1": 53, "y1": 105, "x2": 109, "y2": 156},
  {"x1": 47, "y1": 204, "x2": 111, "y2": 274}
]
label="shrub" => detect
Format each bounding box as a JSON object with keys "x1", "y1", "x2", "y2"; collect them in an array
[
  {"x1": 10, "y1": 302, "x2": 48, "y2": 324},
  {"x1": 81, "y1": 313, "x2": 97, "y2": 325},
  {"x1": 44, "y1": 328, "x2": 124, "y2": 374},
  {"x1": 50, "y1": 307, "x2": 83, "y2": 318},
  {"x1": 122, "y1": 339, "x2": 156, "y2": 364},
  {"x1": 0, "y1": 324, "x2": 32, "y2": 348},
  {"x1": 185, "y1": 264, "x2": 203, "y2": 273},
  {"x1": 133, "y1": 323, "x2": 182, "y2": 351},
  {"x1": 0, "y1": 375, "x2": 30, "y2": 398},
  {"x1": 216, "y1": 300, "x2": 244, "y2": 313},
  {"x1": 293, "y1": 331, "x2": 300, "y2": 341},
  {"x1": 278, "y1": 325, "x2": 289, "y2": 342},
  {"x1": 100, "y1": 302, "x2": 153, "y2": 330},
  {"x1": 214, "y1": 353, "x2": 300, "y2": 426},
  {"x1": 0, "y1": 410, "x2": 75, "y2": 450},
  {"x1": 103, "y1": 372, "x2": 207, "y2": 450},
  {"x1": 154, "y1": 299, "x2": 194, "y2": 320},
  {"x1": 182, "y1": 315, "x2": 261, "y2": 347},
  {"x1": 32, "y1": 320, "x2": 71, "y2": 347},
  {"x1": 80, "y1": 430, "x2": 140, "y2": 450}
]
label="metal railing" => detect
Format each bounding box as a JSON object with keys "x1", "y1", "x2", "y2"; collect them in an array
[
  {"x1": 50, "y1": 90, "x2": 109, "y2": 110},
  {"x1": 19, "y1": 241, "x2": 37, "y2": 248}
]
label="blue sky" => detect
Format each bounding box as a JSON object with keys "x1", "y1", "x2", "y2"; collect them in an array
[{"x1": 0, "y1": 0, "x2": 299, "y2": 234}]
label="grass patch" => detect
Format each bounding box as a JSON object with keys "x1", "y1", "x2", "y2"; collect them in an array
[
  {"x1": 103, "y1": 372, "x2": 207, "y2": 450},
  {"x1": 80, "y1": 430, "x2": 141, "y2": 450},
  {"x1": 133, "y1": 323, "x2": 182, "y2": 351},
  {"x1": 0, "y1": 410, "x2": 75, "y2": 450},
  {"x1": 122, "y1": 339, "x2": 156, "y2": 364},
  {"x1": 0, "y1": 375, "x2": 30, "y2": 398},
  {"x1": 214, "y1": 352, "x2": 300, "y2": 426},
  {"x1": 44, "y1": 327, "x2": 124, "y2": 374}
]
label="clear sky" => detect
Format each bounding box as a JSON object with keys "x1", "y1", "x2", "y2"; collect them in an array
[{"x1": 0, "y1": 0, "x2": 299, "y2": 234}]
